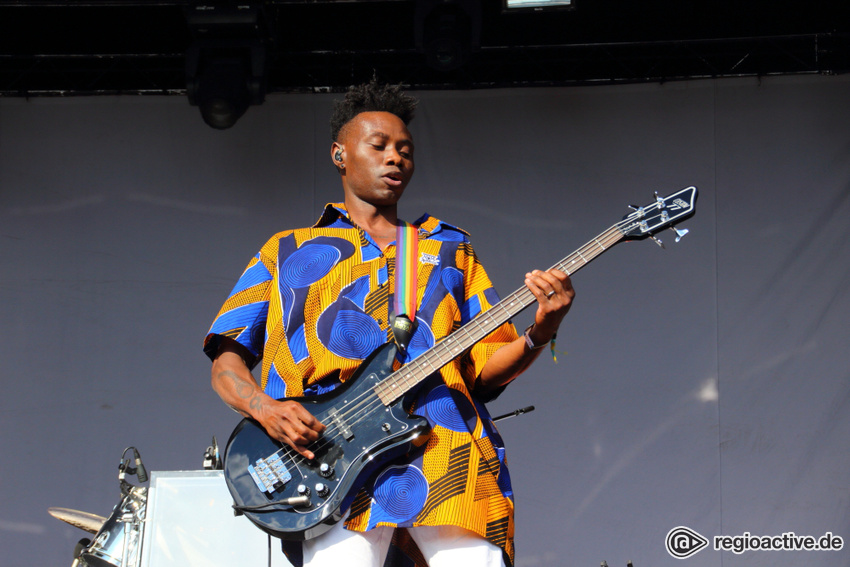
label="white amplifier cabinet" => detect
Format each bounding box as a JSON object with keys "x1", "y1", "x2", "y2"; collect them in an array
[{"x1": 139, "y1": 470, "x2": 292, "y2": 567}]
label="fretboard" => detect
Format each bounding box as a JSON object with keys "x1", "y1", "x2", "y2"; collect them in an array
[{"x1": 374, "y1": 224, "x2": 626, "y2": 405}]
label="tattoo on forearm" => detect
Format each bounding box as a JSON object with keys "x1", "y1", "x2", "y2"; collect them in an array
[
  {"x1": 249, "y1": 396, "x2": 263, "y2": 412},
  {"x1": 219, "y1": 369, "x2": 257, "y2": 400}
]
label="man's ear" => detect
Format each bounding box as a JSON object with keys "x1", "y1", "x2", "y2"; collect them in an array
[{"x1": 331, "y1": 142, "x2": 344, "y2": 169}]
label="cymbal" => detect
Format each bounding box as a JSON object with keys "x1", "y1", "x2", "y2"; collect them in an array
[{"x1": 48, "y1": 507, "x2": 107, "y2": 534}]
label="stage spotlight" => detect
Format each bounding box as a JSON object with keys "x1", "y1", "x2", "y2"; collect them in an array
[
  {"x1": 186, "y1": 45, "x2": 265, "y2": 129},
  {"x1": 415, "y1": 0, "x2": 481, "y2": 72},
  {"x1": 184, "y1": 3, "x2": 269, "y2": 130}
]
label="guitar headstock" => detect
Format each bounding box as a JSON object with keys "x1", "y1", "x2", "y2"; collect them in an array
[{"x1": 618, "y1": 186, "x2": 698, "y2": 244}]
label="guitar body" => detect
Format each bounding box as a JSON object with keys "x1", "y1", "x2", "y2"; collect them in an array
[{"x1": 224, "y1": 342, "x2": 431, "y2": 541}]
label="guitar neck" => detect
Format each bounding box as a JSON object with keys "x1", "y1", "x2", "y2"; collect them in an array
[{"x1": 374, "y1": 224, "x2": 626, "y2": 405}]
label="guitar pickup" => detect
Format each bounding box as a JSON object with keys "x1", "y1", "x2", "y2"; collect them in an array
[
  {"x1": 327, "y1": 408, "x2": 354, "y2": 441},
  {"x1": 249, "y1": 453, "x2": 292, "y2": 495}
]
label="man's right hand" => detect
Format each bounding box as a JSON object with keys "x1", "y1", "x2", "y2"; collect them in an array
[
  {"x1": 211, "y1": 338, "x2": 325, "y2": 460},
  {"x1": 253, "y1": 399, "x2": 326, "y2": 460}
]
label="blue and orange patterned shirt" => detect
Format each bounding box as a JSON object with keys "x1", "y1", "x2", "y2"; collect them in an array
[{"x1": 205, "y1": 203, "x2": 519, "y2": 564}]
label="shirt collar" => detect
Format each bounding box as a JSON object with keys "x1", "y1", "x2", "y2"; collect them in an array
[
  {"x1": 313, "y1": 202, "x2": 353, "y2": 228},
  {"x1": 312, "y1": 202, "x2": 468, "y2": 237}
]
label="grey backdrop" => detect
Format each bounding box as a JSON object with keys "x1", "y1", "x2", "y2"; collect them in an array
[{"x1": 1, "y1": 74, "x2": 848, "y2": 567}]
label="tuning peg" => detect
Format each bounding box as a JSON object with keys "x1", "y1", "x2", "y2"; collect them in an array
[
  {"x1": 627, "y1": 204, "x2": 645, "y2": 218},
  {"x1": 670, "y1": 226, "x2": 689, "y2": 243},
  {"x1": 654, "y1": 191, "x2": 666, "y2": 207},
  {"x1": 649, "y1": 235, "x2": 665, "y2": 249}
]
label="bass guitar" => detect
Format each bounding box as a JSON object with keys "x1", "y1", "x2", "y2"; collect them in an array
[{"x1": 223, "y1": 186, "x2": 698, "y2": 541}]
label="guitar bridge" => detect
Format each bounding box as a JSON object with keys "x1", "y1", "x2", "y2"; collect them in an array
[{"x1": 248, "y1": 453, "x2": 292, "y2": 495}]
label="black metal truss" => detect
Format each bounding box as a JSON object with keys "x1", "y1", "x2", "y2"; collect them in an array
[
  {"x1": 2, "y1": 32, "x2": 847, "y2": 97},
  {"x1": 1, "y1": 0, "x2": 849, "y2": 96}
]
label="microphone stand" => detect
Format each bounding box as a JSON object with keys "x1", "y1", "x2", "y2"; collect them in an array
[{"x1": 492, "y1": 405, "x2": 535, "y2": 422}]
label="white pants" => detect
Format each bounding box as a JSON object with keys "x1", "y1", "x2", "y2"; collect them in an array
[{"x1": 302, "y1": 518, "x2": 506, "y2": 567}]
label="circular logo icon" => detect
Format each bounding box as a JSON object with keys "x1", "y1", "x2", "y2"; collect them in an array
[{"x1": 666, "y1": 526, "x2": 709, "y2": 559}]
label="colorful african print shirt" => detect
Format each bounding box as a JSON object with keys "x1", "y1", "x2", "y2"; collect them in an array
[{"x1": 204, "y1": 203, "x2": 519, "y2": 565}]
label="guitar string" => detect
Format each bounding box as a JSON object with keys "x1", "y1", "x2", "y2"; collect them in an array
[
  {"x1": 257, "y1": 202, "x2": 682, "y2": 477},
  {"x1": 262, "y1": 221, "x2": 633, "y2": 475}
]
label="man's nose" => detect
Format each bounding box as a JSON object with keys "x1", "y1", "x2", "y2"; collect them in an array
[{"x1": 385, "y1": 147, "x2": 402, "y2": 164}]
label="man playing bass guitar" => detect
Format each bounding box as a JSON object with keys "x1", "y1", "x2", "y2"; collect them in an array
[{"x1": 204, "y1": 80, "x2": 574, "y2": 567}]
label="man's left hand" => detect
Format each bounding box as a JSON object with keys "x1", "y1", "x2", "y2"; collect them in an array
[{"x1": 524, "y1": 268, "x2": 574, "y2": 344}]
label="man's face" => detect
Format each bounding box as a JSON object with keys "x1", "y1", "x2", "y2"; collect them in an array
[{"x1": 335, "y1": 111, "x2": 415, "y2": 209}]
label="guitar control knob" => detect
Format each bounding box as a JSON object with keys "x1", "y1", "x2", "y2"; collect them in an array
[
  {"x1": 296, "y1": 484, "x2": 311, "y2": 497},
  {"x1": 315, "y1": 483, "x2": 330, "y2": 498},
  {"x1": 319, "y1": 463, "x2": 334, "y2": 478}
]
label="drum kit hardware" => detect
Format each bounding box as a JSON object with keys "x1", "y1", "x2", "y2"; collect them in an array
[
  {"x1": 70, "y1": 485, "x2": 147, "y2": 567},
  {"x1": 49, "y1": 441, "x2": 224, "y2": 567},
  {"x1": 49, "y1": 447, "x2": 149, "y2": 567}
]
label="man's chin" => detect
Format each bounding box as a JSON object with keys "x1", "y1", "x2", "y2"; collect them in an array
[
  {"x1": 345, "y1": 184, "x2": 407, "y2": 209},
  {"x1": 373, "y1": 188, "x2": 406, "y2": 206}
]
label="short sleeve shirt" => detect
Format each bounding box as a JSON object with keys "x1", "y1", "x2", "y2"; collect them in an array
[{"x1": 205, "y1": 203, "x2": 519, "y2": 564}]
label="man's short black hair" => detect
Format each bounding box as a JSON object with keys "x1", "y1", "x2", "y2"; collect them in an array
[{"x1": 330, "y1": 79, "x2": 418, "y2": 141}]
